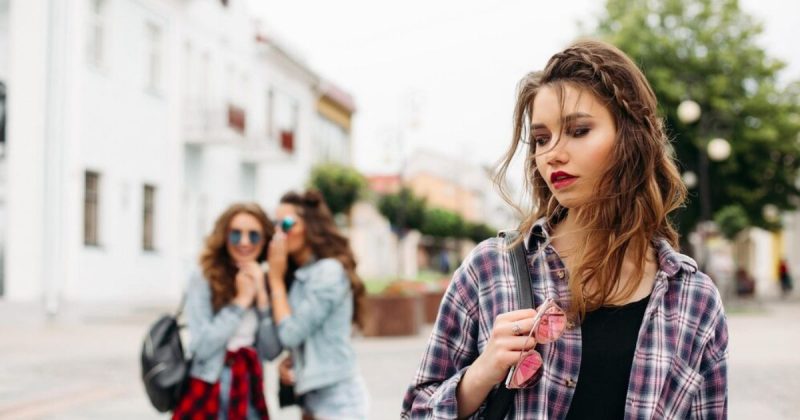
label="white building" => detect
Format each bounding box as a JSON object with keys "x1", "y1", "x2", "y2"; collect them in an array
[{"x1": 0, "y1": 0, "x2": 355, "y2": 306}]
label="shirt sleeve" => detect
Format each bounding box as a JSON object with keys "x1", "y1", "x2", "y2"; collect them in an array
[
  {"x1": 401, "y1": 261, "x2": 483, "y2": 419},
  {"x1": 185, "y1": 270, "x2": 245, "y2": 361},
  {"x1": 255, "y1": 307, "x2": 283, "y2": 361},
  {"x1": 690, "y1": 304, "x2": 729, "y2": 419},
  {"x1": 276, "y1": 259, "x2": 350, "y2": 348}
]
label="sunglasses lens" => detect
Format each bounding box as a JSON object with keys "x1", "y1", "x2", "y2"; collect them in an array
[
  {"x1": 534, "y1": 306, "x2": 567, "y2": 344},
  {"x1": 280, "y1": 217, "x2": 296, "y2": 233},
  {"x1": 249, "y1": 231, "x2": 262, "y2": 244},
  {"x1": 228, "y1": 230, "x2": 242, "y2": 245},
  {"x1": 510, "y1": 350, "x2": 543, "y2": 388}
]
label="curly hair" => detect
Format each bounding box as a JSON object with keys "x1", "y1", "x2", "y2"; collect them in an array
[
  {"x1": 279, "y1": 190, "x2": 367, "y2": 329},
  {"x1": 199, "y1": 203, "x2": 274, "y2": 312},
  {"x1": 494, "y1": 39, "x2": 687, "y2": 319}
]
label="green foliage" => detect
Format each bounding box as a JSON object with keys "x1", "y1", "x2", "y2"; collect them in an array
[
  {"x1": 421, "y1": 208, "x2": 465, "y2": 239},
  {"x1": 464, "y1": 222, "x2": 497, "y2": 244},
  {"x1": 593, "y1": 0, "x2": 800, "y2": 234},
  {"x1": 308, "y1": 163, "x2": 366, "y2": 216},
  {"x1": 714, "y1": 204, "x2": 749, "y2": 239},
  {"x1": 377, "y1": 187, "x2": 427, "y2": 232}
]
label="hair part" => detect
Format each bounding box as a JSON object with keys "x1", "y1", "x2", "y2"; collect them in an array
[
  {"x1": 280, "y1": 189, "x2": 367, "y2": 329},
  {"x1": 493, "y1": 39, "x2": 687, "y2": 319},
  {"x1": 200, "y1": 203, "x2": 274, "y2": 312}
]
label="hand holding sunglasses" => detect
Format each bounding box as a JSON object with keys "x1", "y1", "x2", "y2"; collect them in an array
[{"x1": 504, "y1": 298, "x2": 567, "y2": 389}]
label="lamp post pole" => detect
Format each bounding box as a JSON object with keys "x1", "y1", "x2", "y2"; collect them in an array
[{"x1": 677, "y1": 100, "x2": 731, "y2": 270}]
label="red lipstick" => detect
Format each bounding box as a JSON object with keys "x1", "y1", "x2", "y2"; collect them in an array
[{"x1": 550, "y1": 171, "x2": 577, "y2": 189}]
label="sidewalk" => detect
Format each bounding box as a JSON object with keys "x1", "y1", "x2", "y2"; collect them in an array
[{"x1": 0, "y1": 297, "x2": 798, "y2": 419}]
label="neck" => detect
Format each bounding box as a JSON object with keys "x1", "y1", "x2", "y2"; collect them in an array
[
  {"x1": 291, "y1": 247, "x2": 314, "y2": 267},
  {"x1": 550, "y1": 209, "x2": 585, "y2": 258}
]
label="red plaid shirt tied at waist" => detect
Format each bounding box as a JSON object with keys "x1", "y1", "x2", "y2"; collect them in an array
[{"x1": 173, "y1": 347, "x2": 269, "y2": 420}]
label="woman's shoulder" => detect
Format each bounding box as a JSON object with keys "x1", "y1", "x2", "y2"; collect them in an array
[
  {"x1": 656, "y1": 241, "x2": 724, "y2": 316},
  {"x1": 187, "y1": 267, "x2": 211, "y2": 292},
  {"x1": 451, "y1": 236, "x2": 512, "y2": 289},
  {"x1": 305, "y1": 258, "x2": 348, "y2": 287},
  {"x1": 313, "y1": 257, "x2": 345, "y2": 272}
]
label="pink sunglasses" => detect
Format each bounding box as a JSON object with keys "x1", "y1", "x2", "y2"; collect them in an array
[{"x1": 504, "y1": 298, "x2": 567, "y2": 389}]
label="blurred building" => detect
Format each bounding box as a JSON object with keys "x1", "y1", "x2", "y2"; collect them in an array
[
  {"x1": 403, "y1": 149, "x2": 517, "y2": 230},
  {"x1": 0, "y1": 0, "x2": 355, "y2": 305}
]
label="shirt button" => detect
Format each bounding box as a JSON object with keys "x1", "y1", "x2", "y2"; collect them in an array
[
  {"x1": 557, "y1": 270, "x2": 565, "y2": 279},
  {"x1": 566, "y1": 321, "x2": 576, "y2": 330},
  {"x1": 565, "y1": 378, "x2": 576, "y2": 388}
]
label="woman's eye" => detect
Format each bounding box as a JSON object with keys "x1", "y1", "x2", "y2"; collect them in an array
[
  {"x1": 534, "y1": 136, "x2": 550, "y2": 147},
  {"x1": 572, "y1": 127, "x2": 590, "y2": 137}
]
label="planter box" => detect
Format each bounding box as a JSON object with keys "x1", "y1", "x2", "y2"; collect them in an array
[
  {"x1": 423, "y1": 290, "x2": 445, "y2": 324},
  {"x1": 362, "y1": 294, "x2": 423, "y2": 337}
]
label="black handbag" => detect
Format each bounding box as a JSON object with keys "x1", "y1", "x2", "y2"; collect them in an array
[
  {"x1": 278, "y1": 381, "x2": 303, "y2": 407},
  {"x1": 483, "y1": 230, "x2": 535, "y2": 420},
  {"x1": 141, "y1": 295, "x2": 191, "y2": 413}
]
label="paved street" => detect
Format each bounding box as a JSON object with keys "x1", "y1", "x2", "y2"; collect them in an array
[{"x1": 0, "y1": 297, "x2": 798, "y2": 419}]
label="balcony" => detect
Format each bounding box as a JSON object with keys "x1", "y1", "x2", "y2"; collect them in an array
[{"x1": 183, "y1": 101, "x2": 248, "y2": 145}]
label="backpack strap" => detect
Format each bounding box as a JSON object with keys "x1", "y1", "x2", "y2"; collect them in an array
[{"x1": 482, "y1": 230, "x2": 534, "y2": 419}]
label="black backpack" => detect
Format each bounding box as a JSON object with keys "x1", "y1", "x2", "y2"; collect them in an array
[{"x1": 141, "y1": 296, "x2": 191, "y2": 412}]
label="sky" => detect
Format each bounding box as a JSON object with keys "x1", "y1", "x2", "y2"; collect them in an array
[{"x1": 245, "y1": 0, "x2": 800, "y2": 177}]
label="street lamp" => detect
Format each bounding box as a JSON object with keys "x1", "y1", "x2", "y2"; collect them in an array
[
  {"x1": 707, "y1": 138, "x2": 731, "y2": 162},
  {"x1": 677, "y1": 99, "x2": 732, "y2": 272}
]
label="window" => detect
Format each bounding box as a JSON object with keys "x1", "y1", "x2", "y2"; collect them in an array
[
  {"x1": 143, "y1": 185, "x2": 156, "y2": 250},
  {"x1": 271, "y1": 89, "x2": 299, "y2": 153},
  {"x1": 84, "y1": 171, "x2": 100, "y2": 246},
  {"x1": 145, "y1": 22, "x2": 162, "y2": 91},
  {"x1": 86, "y1": 0, "x2": 107, "y2": 67},
  {"x1": 0, "y1": 82, "x2": 6, "y2": 154}
]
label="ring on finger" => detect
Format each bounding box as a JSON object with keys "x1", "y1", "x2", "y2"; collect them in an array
[{"x1": 511, "y1": 323, "x2": 522, "y2": 336}]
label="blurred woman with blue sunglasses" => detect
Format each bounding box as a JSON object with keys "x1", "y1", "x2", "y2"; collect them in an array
[
  {"x1": 173, "y1": 202, "x2": 281, "y2": 420},
  {"x1": 265, "y1": 190, "x2": 368, "y2": 420}
]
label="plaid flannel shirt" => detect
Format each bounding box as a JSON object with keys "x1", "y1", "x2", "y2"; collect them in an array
[{"x1": 402, "y1": 219, "x2": 728, "y2": 419}]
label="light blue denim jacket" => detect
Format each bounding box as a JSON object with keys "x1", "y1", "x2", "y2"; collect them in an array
[
  {"x1": 185, "y1": 269, "x2": 283, "y2": 383},
  {"x1": 269, "y1": 257, "x2": 358, "y2": 395}
]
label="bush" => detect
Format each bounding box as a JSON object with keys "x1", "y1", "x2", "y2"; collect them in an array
[
  {"x1": 308, "y1": 163, "x2": 366, "y2": 216},
  {"x1": 377, "y1": 187, "x2": 427, "y2": 232}
]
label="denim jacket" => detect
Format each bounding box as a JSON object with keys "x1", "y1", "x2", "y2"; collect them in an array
[
  {"x1": 268, "y1": 257, "x2": 358, "y2": 395},
  {"x1": 185, "y1": 269, "x2": 283, "y2": 383}
]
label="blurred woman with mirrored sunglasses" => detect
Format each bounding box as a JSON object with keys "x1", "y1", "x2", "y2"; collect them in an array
[{"x1": 173, "y1": 203, "x2": 280, "y2": 420}]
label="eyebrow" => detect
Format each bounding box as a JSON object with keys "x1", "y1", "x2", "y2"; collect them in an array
[{"x1": 531, "y1": 112, "x2": 594, "y2": 130}]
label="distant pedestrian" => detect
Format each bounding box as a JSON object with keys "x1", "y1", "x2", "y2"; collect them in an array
[
  {"x1": 265, "y1": 190, "x2": 369, "y2": 419},
  {"x1": 173, "y1": 203, "x2": 278, "y2": 420},
  {"x1": 780, "y1": 259, "x2": 793, "y2": 296},
  {"x1": 403, "y1": 40, "x2": 728, "y2": 419}
]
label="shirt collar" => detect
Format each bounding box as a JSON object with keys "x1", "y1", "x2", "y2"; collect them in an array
[{"x1": 294, "y1": 255, "x2": 319, "y2": 282}]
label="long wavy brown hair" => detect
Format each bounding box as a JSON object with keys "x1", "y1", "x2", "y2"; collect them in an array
[
  {"x1": 280, "y1": 190, "x2": 367, "y2": 329},
  {"x1": 494, "y1": 40, "x2": 687, "y2": 319},
  {"x1": 199, "y1": 203, "x2": 274, "y2": 312}
]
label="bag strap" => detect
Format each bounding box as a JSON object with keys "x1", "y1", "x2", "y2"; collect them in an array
[{"x1": 482, "y1": 230, "x2": 534, "y2": 420}]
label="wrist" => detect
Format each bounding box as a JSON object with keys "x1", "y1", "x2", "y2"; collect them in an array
[{"x1": 233, "y1": 296, "x2": 251, "y2": 309}]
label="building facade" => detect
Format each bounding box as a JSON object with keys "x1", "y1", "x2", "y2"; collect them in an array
[{"x1": 0, "y1": 0, "x2": 355, "y2": 307}]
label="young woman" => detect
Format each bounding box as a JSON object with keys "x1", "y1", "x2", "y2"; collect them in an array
[
  {"x1": 402, "y1": 40, "x2": 728, "y2": 419},
  {"x1": 173, "y1": 203, "x2": 280, "y2": 420},
  {"x1": 266, "y1": 190, "x2": 368, "y2": 419}
]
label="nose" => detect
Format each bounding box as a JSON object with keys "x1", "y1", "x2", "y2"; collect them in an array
[
  {"x1": 240, "y1": 232, "x2": 251, "y2": 246},
  {"x1": 544, "y1": 135, "x2": 569, "y2": 166}
]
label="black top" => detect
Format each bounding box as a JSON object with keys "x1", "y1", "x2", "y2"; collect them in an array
[{"x1": 565, "y1": 294, "x2": 651, "y2": 420}]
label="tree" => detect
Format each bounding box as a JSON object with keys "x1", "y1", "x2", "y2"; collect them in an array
[
  {"x1": 377, "y1": 187, "x2": 427, "y2": 233},
  {"x1": 593, "y1": 0, "x2": 800, "y2": 236},
  {"x1": 308, "y1": 163, "x2": 366, "y2": 216},
  {"x1": 464, "y1": 221, "x2": 497, "y2": 244},
  {"x1": 420, "y1": 208, "x2": 465, "y2": 239}
]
